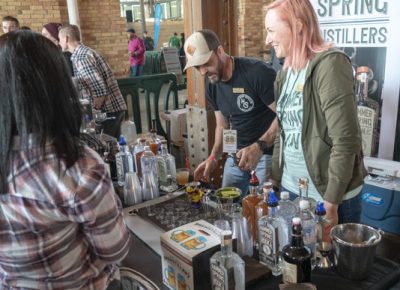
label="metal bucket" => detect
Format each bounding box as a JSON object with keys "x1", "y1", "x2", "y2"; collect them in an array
[{"x1": 330, "y1": 223, "x2": 382, "y2": 280}]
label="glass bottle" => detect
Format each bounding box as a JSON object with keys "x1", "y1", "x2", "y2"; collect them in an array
[
  {"x1": 356, "y1": 66, "x2": 380, "y2": 156},
  {"x1": 298, "y1": 199, "x2": 316, "y2": 269},
  {"x1": 294, "y1": 177, "x2": 316, "y2": 211},
  {"x1": 141, "y1": 145, "x2": 159, "y2": 200},
  {"x1": 157, "y1": 141, "x2": 178, "y2": 193},
  {"x1": 256, "y1": 182, "x2": 272, "y2": 221},
  {"x1": 210, "y1": 230, "x2": 245, "y2": 290},
  {"x1": 149, "y1": 119, "x2": 161, "y2": 155},
  {"x1": 281, "y1": 217, "x2": 312, "y2": 284},
  {"x1": 115, "y1": 135, "x2": 134, "y2": 186},
  {"x1": 242, "y1": 170, "x2": 263, "y2": 245},
  {"x1": 278, "y1": 191, "x2": 298, "y2": 240},
  {"x1": 133, "y1": 138, "x2": 147, "y2": 177},
  {"x1": 258, "y1": 191, "x2": 288, "y2": 276},
  {"x1": 120, "y1": 119, "x2": 137, "y2": 147}
]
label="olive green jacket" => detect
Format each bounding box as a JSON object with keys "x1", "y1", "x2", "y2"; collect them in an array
[{"x1": 271, "y1": 49, "x2": 366, "y2": 204}]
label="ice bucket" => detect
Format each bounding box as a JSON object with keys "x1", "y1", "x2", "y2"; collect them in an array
[{"x1": 330, "y1": 223, "x2": 382, "y2": 280}]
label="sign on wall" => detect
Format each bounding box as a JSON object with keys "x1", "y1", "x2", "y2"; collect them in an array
[{"x1": 311, "y1": 0, "x2": 400, "y2": 160}]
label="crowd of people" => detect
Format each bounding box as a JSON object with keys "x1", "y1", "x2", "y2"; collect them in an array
[{"x1": 0, "y1": 0, "x2": 366, "y2": 287}]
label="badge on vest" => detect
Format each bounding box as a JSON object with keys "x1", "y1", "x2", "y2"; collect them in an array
[
  {"x1": 233, "y1": 88, "x2": 245, "y2": 94},
  {"x1": 223, "y1": 129, "x2": 237, "y2": 154}
]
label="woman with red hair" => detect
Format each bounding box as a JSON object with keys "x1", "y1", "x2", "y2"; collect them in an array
[{"x1": 266, "y1": 0, "x2": 366, "y2": 226}]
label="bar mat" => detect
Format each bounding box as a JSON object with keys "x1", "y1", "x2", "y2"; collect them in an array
[{"x1": 136, "y1": 194, "x2": 229, "y2": 232}]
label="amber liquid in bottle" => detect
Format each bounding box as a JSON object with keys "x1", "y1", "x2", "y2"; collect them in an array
[
  {"x1": 281, "y1": 217, "x2": 311, "y2": 284},
  {"x1": 242, "y1": 170, "x2": 263, "y2": 245}
]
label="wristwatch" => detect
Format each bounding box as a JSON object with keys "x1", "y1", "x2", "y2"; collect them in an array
[{"x1": 256, "y1": 140, "x2": 269, "y2": 151}]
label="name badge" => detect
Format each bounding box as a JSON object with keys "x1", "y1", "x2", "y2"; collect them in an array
[
  {"x1": 233, "y1": 88, "x2": 245, "y2": 94},
  {"x1": 295, "y1": 83, "x2": 304, "y2": 92},
  {"x1": 223, "y1": 129, "x2": 237, "y2": 154}
]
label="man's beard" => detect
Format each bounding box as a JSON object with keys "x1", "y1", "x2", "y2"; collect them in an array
[{"x1": 207, "y1": 58, "x2": 224, "y2": 84}]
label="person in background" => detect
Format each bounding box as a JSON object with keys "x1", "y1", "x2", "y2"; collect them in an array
[
  {"x1": 127, "y1": 28, "x2": 146, "y2": 77},
  {"x1": 42, "y1": 22, "x2": 74, "y2": 76},
  {"x1": 59, "y1": 24, "x2": 127, "y2": 138},
  {"x1": 265, "y1": 0, "x2": 366, "y2": 225},
  {"x1": 143, "y1": 30, "x2": 154, "y2": 51},
  {"x1": 2, "y1": 15, "x2": 19, "y2": 33},
  {"x1": 168, "y1": 32, "x2": 180, "y2": 49},
  {"x1": 179, "y1": 32, "x2": 186, "y2": 73},
  {"x1": 186, "y1": 29, "x2": 278, "y2": 195},
  {"x1": 0, "y1": 30, "x2": 130, "y2": 289}
]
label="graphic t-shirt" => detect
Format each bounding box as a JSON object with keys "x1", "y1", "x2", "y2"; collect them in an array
[
  {"x1": 206, "y1": 57, "x2": 276, "y2": 153},
  {"x1": 277, "y1": 63, "x2": 322, "y2": 201}
]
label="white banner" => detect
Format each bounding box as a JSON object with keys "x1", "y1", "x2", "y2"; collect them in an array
[{"x1": 311, "y1": 0, "x2": 400, "y2": 160}]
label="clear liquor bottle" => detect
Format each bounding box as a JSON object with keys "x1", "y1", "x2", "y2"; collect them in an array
[
  {"x1": 115, "y1": 135, "x2": 134, "y2": 186},
  {"x1": 278, "y1": 191, "x2": 298, "y2": 241},
  {"x1": 281, "y1": 217, "x2": 312, "y2": 284},
  {"x1": 242, "y1": 170, "x2": 263, "y2": 245},
  {"x1": 294, "y1": 177, "x2": 316, "y2": 211},
  {"x1": 210, "y1": 230, "x2": 245, "y2": 290},
  {"x1": 298, "y1": 200, "x2": 316, "y2": 268},
  {"x1": 356, "y1": 66, "x2": 380, "y2": 156},
  {"x1": 258, "y1": 191, "x2": 288, "y2": 276},
  {"x1": 157, "y1": 141, "x2": 178, "y2": 193},
  {"x1": 141, "y1": 146, "x2": 159, "y2": 200}
]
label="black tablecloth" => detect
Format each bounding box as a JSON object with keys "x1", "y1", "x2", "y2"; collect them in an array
[{"x1": 122, "y1": 232, "x2": 400, "y2": 290}]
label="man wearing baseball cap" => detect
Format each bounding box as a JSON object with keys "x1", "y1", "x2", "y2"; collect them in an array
[{"x1": 188, "y1": 29, "x2": 277, "y2": 195}]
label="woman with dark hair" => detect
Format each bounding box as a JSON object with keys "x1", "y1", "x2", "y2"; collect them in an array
[{"x1": 0, "y1": 30, "x2": 130, "y2": 289}]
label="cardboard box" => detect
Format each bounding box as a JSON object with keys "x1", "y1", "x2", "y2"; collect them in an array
[
  {"x1": 161, "y1": 220, "x2": 222, "y2": 290},
  {"x1": 169, "y1": 108, "x2": 187, "y2": 145}
]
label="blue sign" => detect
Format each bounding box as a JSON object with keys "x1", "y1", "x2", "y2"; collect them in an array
[{"x1": 153, "y1": 3, "x2": 163, "y2": 50}]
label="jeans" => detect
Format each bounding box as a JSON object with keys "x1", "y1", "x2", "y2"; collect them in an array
[
  {"x1": 130, "y1": 64, "x2": 144, "y2": 77},
  {"x1": 222, "y1": 154, "x2": 272, "y2": 196},
  {"x1": 280, "y1": 186, "x2": 362, "y2": 224}
]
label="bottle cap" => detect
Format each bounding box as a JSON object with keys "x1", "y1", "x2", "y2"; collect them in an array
[
  {"x1": 299, "y1": 199, "x2": 310, "y2": 210},
  {"x1": 292, "y1": 217, "x2": 301, "y2": 225},
  {"x1": 267, "y1": 190, "x2": 278, "y2": 207},
  {"x1": 280, "y1": 191, "x2": 290, "y2": 200},
  {"x1": 249, "y1": 170, "x2": 259, "y2": 186},
  {"x1": 315, "y1": 201, "x2": 326, "y2": 215},
  {"x1": 119, "y1": 135, "x2": 126, "y2": 146}
]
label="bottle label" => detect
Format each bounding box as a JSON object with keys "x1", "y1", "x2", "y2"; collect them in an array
[
  {"x1": 210, "y1": 263, "x2": 228, "y2": 290},
  {"x1": 157, "y1": 158, "x2": 168, "y2": 183},
  {"x1": 357, "y1": 105, "x2": 376, "y2": 156},
  {"x1": 282, "y1": 260, "x2": 298, "y2": 283},
  {"x1": 258, "y1": 223, "x2": 278, "y2": 264}
]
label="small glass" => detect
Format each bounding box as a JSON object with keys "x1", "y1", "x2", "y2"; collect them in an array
[{"x1": 176, "y1": 168, "x2": 189, "y2": 186}]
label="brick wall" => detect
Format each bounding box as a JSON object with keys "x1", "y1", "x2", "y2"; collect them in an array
[
  {"x1": 0, "y1": 0, "x2": 68, "y2": 32},
  {"x1": 77, "y1": 0, "x2": 128, "y2": 77},
  {"x1": 236, "y1": 0, "x2": 273, "y2": 59},
  {"x1": 0, "y1": 0, "x2": 128, "y2": 77},
  {"x1": 1, "y1": 0, "x2": 271, "y2": 74}
]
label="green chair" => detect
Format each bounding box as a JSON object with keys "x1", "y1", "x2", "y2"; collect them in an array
[{"x1": 117, "y1": 73, "x2": 179, "y2": 139}]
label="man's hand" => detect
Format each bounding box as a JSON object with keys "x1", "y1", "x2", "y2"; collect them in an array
[
  {"x1": 324, "y1": 200, "x2": 339, "y2": 226},
  {"x1": 236, "y1": 143, "x2": 263, "y2": 172},
  {"x1": 93, "y1": 96, "x2": 106, "y2": 109},
  {"x1": 193, "y1": 158, "x2": 217, "y2": 182}
]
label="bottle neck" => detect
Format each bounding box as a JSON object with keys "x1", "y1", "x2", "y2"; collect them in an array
[
  {"x1": 268, "y1": 205, "x2": 278, "y2": 217},
  {"x1": 221, "y1": 239, "x2": 233, "y2": 257},
  {"x1": 356, "y1": 73, "x2": 368, "y2": 102},
  {"x1": 249, "y1": 185, "x2": 258, "y2": 196},
  {"x1": 291, "y1": 226, "x2": 304, "y2": 247}
]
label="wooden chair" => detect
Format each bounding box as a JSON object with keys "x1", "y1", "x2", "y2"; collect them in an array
[{"x1": 117, "y1": 73, "x2": 179, "y2": 139}]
